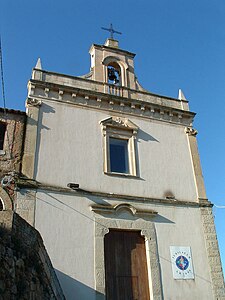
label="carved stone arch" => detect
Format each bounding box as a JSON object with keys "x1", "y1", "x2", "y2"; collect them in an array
[
  {"x1": 114, "y1": 203, "x2": 137, "y2": 215},
  {"x1": 102, "y1": 56, "x2": 128, "y2": 86},
  {"x1": 102, "y1": 55, "x2": 120, "y2": 65},
  {"x1": 0, "y1": 187, "x2": 13, "y2": 210},
  {"x1": 102, "y1": 56, "x2": 129, "y2": 70}
]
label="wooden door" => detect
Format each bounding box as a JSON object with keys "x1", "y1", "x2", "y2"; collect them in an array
[{"x1": 104, "y1": 230, "x2": 150, "y2": 300}]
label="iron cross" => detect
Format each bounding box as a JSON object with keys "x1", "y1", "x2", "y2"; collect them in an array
[{"x1": 101, "y1": 23, "x2": 122, "y2": 39}]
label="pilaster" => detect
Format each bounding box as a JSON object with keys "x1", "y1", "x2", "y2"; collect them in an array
[
  {"x1": 200, "y1": 207, "x2": 225, "y2": 299},
  {"x1": 22, "y1": 98, "x2": 42, "y2": 179},
  {"x1": 185, "y1": 127, "x2": 207, "y2": 201}
]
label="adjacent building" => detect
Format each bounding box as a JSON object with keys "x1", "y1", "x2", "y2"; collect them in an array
[
  {"x1": 0, "y1": 108, "x2": 65, "y2": 299},
  {"x1": 0, "y1": 108, "x2": 26, "y2": 211},
  {"x1": 16, "y1": 38, "x2": 225, "y2": 299}
]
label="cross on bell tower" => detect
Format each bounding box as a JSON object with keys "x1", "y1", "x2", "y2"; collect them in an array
[{"x1": 101, "y1": 23, "x2": 122, "y2": 40}]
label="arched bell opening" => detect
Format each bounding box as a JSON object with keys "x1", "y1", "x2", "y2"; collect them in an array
[{"x1": 107, "y1": 62, "x2": 121, "y2": 86}]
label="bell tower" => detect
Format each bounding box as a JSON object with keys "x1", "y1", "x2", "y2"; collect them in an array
[{"x1": 89, "y1": 38, "x2": 140, "y2": 90}]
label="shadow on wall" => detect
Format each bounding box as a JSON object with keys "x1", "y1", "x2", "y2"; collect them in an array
[
  {"x1": 98, "y1": 210, "x2": 174, "y2": 224},
  {"x1": 55, "y1": 269, "x2": 104, "y2": 300},
  {"x1": 33, "y1": 103, "x2": 55, "y2": 179},
  {"x1": 137, "y1": 129, "x2": 159, "y2": 143}
]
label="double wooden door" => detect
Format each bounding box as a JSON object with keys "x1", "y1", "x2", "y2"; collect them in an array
[{"x1": 104, "y1": 230, "x2": 150, "y2": 300}]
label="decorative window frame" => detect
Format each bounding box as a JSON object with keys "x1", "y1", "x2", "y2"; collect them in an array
[
  {"x1": 100, "y1": 117, "x2": 138, "y2": 177},
  {"x1": 92, "y1": 205, "x2": 163, "y2": 299}
]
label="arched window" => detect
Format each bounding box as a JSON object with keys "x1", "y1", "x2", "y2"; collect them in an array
[
  {"x1": 0, "y1": 197, "x2": 4, "y2": 211},
  {"x1": 107, "y1": 62, "x2": 121, "y2": 86},
  {"x1": 0, "y1": 122, "x2": 6, "y2": 150}
]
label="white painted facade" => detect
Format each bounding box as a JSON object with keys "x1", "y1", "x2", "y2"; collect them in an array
[
  {"x1": 34, "y1": 103, "x2": 197, "y2": 201},
  {"x1": 34, "y1": 191, "x2": 214, "y2": 299},
  {"x1": 17, "y1": 38, "x2": 225, "y2": 299}
]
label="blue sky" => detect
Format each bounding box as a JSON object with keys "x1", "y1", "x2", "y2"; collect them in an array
[{"x1": 1, "y1": 0, "x2": 224, "y2": 275}]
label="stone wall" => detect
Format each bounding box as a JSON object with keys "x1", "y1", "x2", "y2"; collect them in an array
[
  {"x1": 201, "y1": 207, "x2": 225, "y2": 299},
  {"x1": 0, "y1": 211, "x2": 65, "y2": 300},
  {"x1": 0, "y1": 108, "x2": 26, "y2": 179}
]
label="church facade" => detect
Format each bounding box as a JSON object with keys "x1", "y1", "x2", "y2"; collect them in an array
[{"x1": 16, "y1": 38, "x2": 224, "y2": 299}]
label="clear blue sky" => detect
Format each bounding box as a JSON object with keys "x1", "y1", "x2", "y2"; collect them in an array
[{"x1": 1, "y1": 0, "x2": 224, "y2": 275}]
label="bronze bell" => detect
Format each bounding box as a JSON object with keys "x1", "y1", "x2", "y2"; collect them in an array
[
  {"x1": 108, "y1": 68, "x2": 119, "y2": 84},
  {"x1": 108, "y1": 68, "x2": 117, "y2": 81}
]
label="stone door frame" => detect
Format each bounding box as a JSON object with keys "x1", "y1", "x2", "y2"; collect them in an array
[{"x1": 94, "y1": 216, "x2": 163, "y2": 300}]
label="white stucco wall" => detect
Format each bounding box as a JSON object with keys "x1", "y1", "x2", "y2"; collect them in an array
[
  {"x1": 34, "y1": 191, "x2": 96, "y2": 299},
  {"x1": 33, "y1": 190, "x2": 213, "y2": 300},
  {"x1": 155, "y1": 205, "x2": 213, "y2": 300},
  {"x1": 34, "y1": 100, "x2": 197, "y2": 202}
]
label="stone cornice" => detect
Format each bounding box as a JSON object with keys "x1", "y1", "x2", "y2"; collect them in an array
[
  {"x1": 27, "y1": 79, "x2": 195, "y2": 126},
  {"x1": 16, "y1": 178, "x2": 212, "y2": 208},
  {"x1": 90, "y1": 43, "x2": 136, "y2": 58},
  {"x1": 31, "y1": 72, "x2": 189, "y2": 104}
]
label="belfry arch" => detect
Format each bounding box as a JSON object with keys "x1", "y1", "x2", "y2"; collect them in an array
[{"x1": 102, "y1": 56, "x2": 128, "y2": 87}]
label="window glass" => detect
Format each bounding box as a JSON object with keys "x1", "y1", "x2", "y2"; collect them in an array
[
  {"x1": 100, "y1": 117, "x2": 138, "y2": 176},
  {"x1": 109, "y1": 138, "x2": 129, "y2": 174},
  {"x1": 0, "y1": 122, "x2": 6, "y2": 150}
]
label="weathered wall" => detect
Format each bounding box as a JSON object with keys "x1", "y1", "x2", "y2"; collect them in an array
[
  {"x1": 34, "y1": 101, "x2": 197, "y2": 202},
  {"x1": 18, "y1": 95, "x2": 224, "y2": 299},
  {"x1": 0, "y1": 211, "x2": 65, "y2": 300},
  {"x1": 19, "y1": 189, "x2": 217, "y2": 300},
  {"x1": 201, "y1": 207, "x2": 225, "y2": 299},
  {"x1": 0, "y1": 109, "x2": 26, "y2": 179}
]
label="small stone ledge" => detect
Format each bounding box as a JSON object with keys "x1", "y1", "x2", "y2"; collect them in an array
[
  {"x1": 104, "y1": 171, "x2": 139, "y2": 179},
  {"x1": 16, "y1": 177, "x2": 39, "y2": 189},
  {"x1": 198, "y1": 198, "x2": 212, "y2": 206}
]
